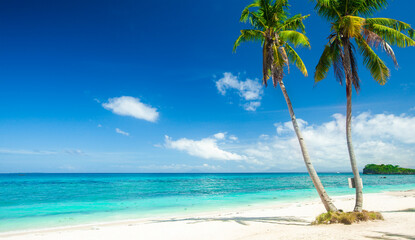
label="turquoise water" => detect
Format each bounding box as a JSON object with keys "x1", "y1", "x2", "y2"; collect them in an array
[{"x1": 1, "y1": 173, "x2": 415, "y2": 232}]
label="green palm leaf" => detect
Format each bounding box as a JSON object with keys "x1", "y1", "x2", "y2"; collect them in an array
[
  {"x1": 367, "y1": 24, "x2": 415, "y2": 47},
  {"x1": 233, "y1": 29, "x2": 264, "y2": 52},
  {"x1": 279, "y1": 30, "x2": 311, "y2": 48},
  {"x1": 355, "y1": 36, "x2": 390, "y2": 85},
  {"x1": 314, "y1": 40, "x2": 342, "y2": 83},
  {"x1": 278, "y1": 14, "x2": 309, "y2": 32},
  {"x1": 366, "y1": 18, "x2": 415, "y2": 38},
  {"x1": 285, "y1": 44, "x2": 307, "y2": 76}
]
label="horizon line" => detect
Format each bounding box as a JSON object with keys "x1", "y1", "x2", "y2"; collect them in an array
[{"x1": 0, "y1": 171, "x2": 354, "y2": 174}]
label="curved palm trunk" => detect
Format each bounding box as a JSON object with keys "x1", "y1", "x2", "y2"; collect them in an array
[
  {"x1": 278, "y1": 77, "x2": 338, "y2": 212},
  {"x1": 342, "y1": 39, "x2": 363, "y2": 212}
]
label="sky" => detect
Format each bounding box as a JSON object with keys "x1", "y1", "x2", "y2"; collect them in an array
[{"x1": 1, "y1": 0, "x2": 415, "y2": 173}]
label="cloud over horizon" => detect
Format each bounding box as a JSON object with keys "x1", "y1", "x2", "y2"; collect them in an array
[
  {"x1": 244, "y1": 112, "x2": 415, "y2": 170},
  {"x1": 164, "y1": 133, "x2": 248, "y2": 161},
  {"x1": 102, "y1": 96, "x2": 159, "y2": 122},
  {"x1": 163, "y1": 112, "x2": 415, "y2": 171},
  {"x1": 216, "y1": 72, "x2": 263, "y2": 111}
]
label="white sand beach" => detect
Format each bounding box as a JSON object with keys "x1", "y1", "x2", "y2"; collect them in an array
[{"x1": 1, "y1": 190, "x2": 414, "y2": 240}]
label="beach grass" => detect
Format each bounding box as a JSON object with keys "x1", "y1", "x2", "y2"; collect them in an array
[{"x1": 313, "y1": 210, "x2": 384, "y2": 225}]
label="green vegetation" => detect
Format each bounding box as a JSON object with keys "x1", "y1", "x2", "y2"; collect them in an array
[
  {"x1": 313, "y1": 211, "x2": 383, "y2": 225},
  {"x1": 363, "y1": 164, "x2": 415, "y2": 175}
]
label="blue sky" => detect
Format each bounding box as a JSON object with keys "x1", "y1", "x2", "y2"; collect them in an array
[{"x1": 1, "y1": 0, "x2": 415, "y2": 173}]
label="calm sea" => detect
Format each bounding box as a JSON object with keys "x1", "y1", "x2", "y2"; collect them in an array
[{"x1": 1, "y1": 173, "x2": 414, "y2": 232}]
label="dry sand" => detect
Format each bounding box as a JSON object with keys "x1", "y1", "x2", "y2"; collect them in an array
[{"x1": 1, "y1": 190, "x2": 414, "y2": 240}]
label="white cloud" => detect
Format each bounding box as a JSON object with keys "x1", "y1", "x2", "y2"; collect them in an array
[
  {"x1": 229, "y1": 135, "x2": 238, "y2": 141},
  {"x1": 161, "y1": 112, "x2": 415, "y2": 171},
  {"x1": 102, "y1": 96, "x2": 159, "y2": 122},
  {"x1": 164, "y1": 134, "x2": 247, "y2": 161},
  {"x1": 244, "y1": 101, "x2": 261, "y2": 111},
  {"x1": 352, "y1": 112, "x2": 415, "y2": 144},
  {"x1": 97, "y1": 124, "x2": 102, "y2": 128},
  {"x1": 214, "y1": 132, "x2": 226, "y2": 140},
  {"x1": 115, "y1": 128, "x2": 130, "y2": 136},
  {"x1": 243, "y1": 112, "x2": 415, "y2": 170},
  {"x1": 410, "y1": 107, "x2": 415, "y2": 111},
  {"x1": 216, "y1": 72, "x2": 263, "y2": 111}
]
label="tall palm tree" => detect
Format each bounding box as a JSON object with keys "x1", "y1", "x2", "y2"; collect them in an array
[
  {"x1": 234, "y1": 0, "x2": 337, "y2": 212},
  {"x1": 313, "y1": 0, "x2": 415, "y2": 212}
]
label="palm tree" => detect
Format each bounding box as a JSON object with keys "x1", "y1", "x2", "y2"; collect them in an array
[
  {"x1": 234, "y1": 0, "x2": 337, "y2": 212},
  {"x1": 313, "y1": 0, "x2": 415, "y2": 212}
]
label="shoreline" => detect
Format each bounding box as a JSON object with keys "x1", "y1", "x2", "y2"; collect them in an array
[
  {"x1": 0, "y1": 194, "x2": 320, "y2": 236},
  {"x1": 1, "y1": 189, "x2": 414, "y2": 239}
]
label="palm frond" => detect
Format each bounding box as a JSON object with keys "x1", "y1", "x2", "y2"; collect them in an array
[
  {"x1": 353, "y1": 0, "x2": 388, "y2": 16},
  {"x1": 233, "y1": 29, "x2": 265, "y2": 52},
  {"x1": 272, "y1": 0, "x2": 289, "y2": 24},
  {"x1": 348, "y1": 43, "x2": 361, "y2": 92},
  {"x1": 340, "y1": 16, "x2": 365, "y2": 38},
  {"x1": 272, "y1": 43, "x2": 285, "y2": 68},
  {"x1": 279, "y1": 30, "x2": 311, "y2": 48},
  {"x1": 368, "y1": 24, "x2": 415, "y2": 48},
  {"x1": 272, "y1": 66, "x2": 284, "y2": 87},
  {"x1": 313, "y1": 0, "x2": 341, "y2": 21},
  {"x1": 240, "y1": 0, "x2": 260, "y2": 22},
  {"x1": 332, "y1": 47, "x2": 344, "y2": 85},
  {"x1": 262, "y1": 38, "x2": 274, "y2": 86},
  {"x1": 314, "y1": 39, "x2": 342, "y2": 83},
  {"x1": 366, "y1": 18, "x2": 415, "y2": 39},
  {"x1": 355, "y1": 36, "x2": 390, "y2": 85},
  {"x1": 278, "y1": 14, "x2": 309, "y2": 32},
  {"x1": 279, "y1": 46, "x2": 290, "y2": 73},
  {"x1": 285, "y1": 43, "x2": 308, "y2": 76},
  {"x1": 363, "y1": 29, "x2": 398, "y2": 68}
]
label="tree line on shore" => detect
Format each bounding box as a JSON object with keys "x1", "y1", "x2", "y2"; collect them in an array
[{"x1": 363, "y1": 164, "x2": 415, "y2": 175}]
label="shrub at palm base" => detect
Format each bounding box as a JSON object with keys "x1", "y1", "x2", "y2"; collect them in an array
[{"x1": 313, "y1": 210, "x2": 383, "y2": 225}]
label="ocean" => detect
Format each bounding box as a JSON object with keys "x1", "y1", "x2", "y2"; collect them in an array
[{"x1": 1, "y1": 173, "x2": 414, "y2": 232}]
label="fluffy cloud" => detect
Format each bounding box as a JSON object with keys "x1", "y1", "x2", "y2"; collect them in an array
[
  {"x1": 164, "y1": 133, "x2": 247, "y2": 161},
  {"x1": 244, "y1": 112, "x2": 415, "y2": 170},
  {"x1": 102, "y1": 96, "x2": 159, "y2": 122},
  {"x1": 115, "y1": 128, "x2": 130, "y2": 136},
  {"x1": 214, "y1": 132, "x2": 226, "y2": 140},
  {"x1": 162, "y1": 112, "x2": 415, "y2": 171},
  {"x1": 244, "y1": 101, "x2": 261, "y2": 111},
  {"x1": 353, "y1": 112, "x2": 415, "y2": 144},
  {"x1": 216, "y1": 72, "x2": 263, "y2": 111}
]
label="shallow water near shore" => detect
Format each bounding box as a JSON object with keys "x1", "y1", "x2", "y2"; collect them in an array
[{"x1": 1, "y1": 173, "x2": 415, "y2": 232}]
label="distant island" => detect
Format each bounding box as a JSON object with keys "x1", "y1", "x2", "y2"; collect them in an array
[{"x1": 363, "y1": 164, "x2": 415, "y2": 175}]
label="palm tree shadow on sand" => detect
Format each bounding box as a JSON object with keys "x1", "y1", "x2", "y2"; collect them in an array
[
  {"x1": 150, "y1": 216, "x2": 310, "y2": 226},
  {"x1": 381, "y1": 208, "x2": 415, "y2": 213},
  {"x1": 365, "y1": 231, "x2": 415, "y2": 240}
]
